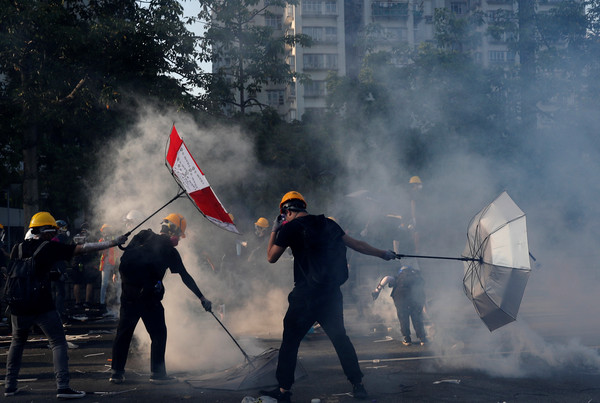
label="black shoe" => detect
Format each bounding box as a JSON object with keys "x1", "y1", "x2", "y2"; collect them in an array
[
  {"x1": 4, "y1": 387, "x2": 19, "y2": 397},
  {"x1": 149, "y1": 375, "x2": 178, "y2": 384},
  {"x1": 109, "y1": 373, "x2": 125, "y2": 384},
  {"x1": 352, "y1": 383, "x2": 368, "y2": 399},
  {"x1": 402, "y1": 337, "x2": 412, "y2": 346},
  {"x1": 420, "y1": 337, "x2": 429, "y2": 346},
  {"x1": 259, "y1": 387, "x2": 292, "y2": 402},
  {"x1": 56, "y1": 388, "x2": 86, "y2": 399}
]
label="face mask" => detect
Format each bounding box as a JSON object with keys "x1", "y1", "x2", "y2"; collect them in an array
[{"x1": 170, "y1": 235, "x2": 180, "y2": 247}]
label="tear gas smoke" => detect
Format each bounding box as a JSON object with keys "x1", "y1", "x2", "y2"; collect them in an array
[
  {"x1": 89, "y1": 87, "x2": 600, "y2": 379},
  {"x1": 338, "y1": 106, "x2": 600, "y2": 377},
  {"x1": 90, "y1": 106, "x2": 291, "y2": 374}
]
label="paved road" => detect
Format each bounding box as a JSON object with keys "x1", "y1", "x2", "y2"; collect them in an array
[{"x1": 1, "y1": 311, "x2": 599, "y2": 403}]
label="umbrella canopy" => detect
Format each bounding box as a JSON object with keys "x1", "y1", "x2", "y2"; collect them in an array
[{"x1": 462, "y1": 191, "x2": 531, "y2": 331}]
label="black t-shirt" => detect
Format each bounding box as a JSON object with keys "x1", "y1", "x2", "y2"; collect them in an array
[
  {"x1": 118, "y1": 230, "x2": 183, "y2": 299},
  {"x1": 9, "y1": 239, "x2": 77, "y2": 315},
  {"x1": 275, "y1": 214, "x2": 346, "y2": 287}
]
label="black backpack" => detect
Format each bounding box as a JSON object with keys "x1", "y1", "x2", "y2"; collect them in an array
[
  {"x1": 3, "y1": 241, "x2": 49, "y2": 311},
  {"x1": 392, "y1": 267, "x2": 424, "y2": 290},
  {"x1": 297, "y1": 215, "x2": 349, "y2": 288}
]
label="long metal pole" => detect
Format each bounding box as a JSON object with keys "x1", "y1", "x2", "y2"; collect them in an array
[
  {"x1": 124, "y1": 189, "x2": 186, "y2": 237},
  {"x1": 395, "y1": 253, "x2": 481, "y2": 263}
]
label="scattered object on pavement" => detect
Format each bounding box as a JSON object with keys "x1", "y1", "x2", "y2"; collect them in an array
[{"x1": 433, "y1": 379, "x2": 461, "y2": 384}]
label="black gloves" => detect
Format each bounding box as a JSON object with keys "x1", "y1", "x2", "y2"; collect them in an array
[
  {"x1": 201, "y1": 298, "x2": 212, "y2": 313},
  {"x1": 271, "y1": 214, "x2": 286, "y2": 233}
]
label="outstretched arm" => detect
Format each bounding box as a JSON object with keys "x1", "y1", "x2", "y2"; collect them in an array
[
  {"x1": 342, "y1": 234, "x2": 394, "y2": 260},
  {"x1": 178, "y1": 268, "x2": 212, "y2": 311}
]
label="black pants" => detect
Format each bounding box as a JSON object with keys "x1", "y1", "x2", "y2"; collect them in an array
[
  {"x1": 276, "y1": 286, "x2": 363, "y2": 390},
  {"x1": 111, "y1": 298, "x2": 167, "y2": 377},
  {"x1": 392, "y1": 292, "x2": 426, "y2": 341}
]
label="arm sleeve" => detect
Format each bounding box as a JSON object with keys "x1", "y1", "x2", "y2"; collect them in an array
[{"x1": 167, "y1": 247, "x2": 204, "y2": 299}]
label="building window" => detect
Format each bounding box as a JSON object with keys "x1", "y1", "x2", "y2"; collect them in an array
[
  {"x1": 303, "y1": 0, "x2": 321, "y2": 15},
  {"x1": 324, "y1": 1, "x2": 337, "y2": 14},
  {"x1": 489, "y1": 50, "x2": 505, "y2": 62},
  {"x1": 371, "y1": 1, "x2": 409, "y2": 17},
  {"x1": 304, "y1": 26, "x2": 324, "y2": 41},
  {"x1": 450, "y1": 2, "x2": 466, "y2": 14},
  {"x1": 265, "y1": 15, "x2": 282, "y2": 30},
  {"x1": 267, "y1": 90, "x2": 285, "y2": 105},
  {"x1": 304, "y1": 26, "x2": 337, "y2": 42},
  {"x1": 304, "y1": 80, "x2": 326, "y2": 96},
  {"x1": 325, "y1": 26, "x2": 337, "y2": 41},
  {"x1": 303, "y1": 53, "x2": 338, "y2": 69}
]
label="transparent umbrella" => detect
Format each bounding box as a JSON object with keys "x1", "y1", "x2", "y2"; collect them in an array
[
  {"x1": 462, "y1": 191, "x2": 531, "y2": 331},
  {"x1": 395, "y1": 191, "x2": 532, "y2": 332}
]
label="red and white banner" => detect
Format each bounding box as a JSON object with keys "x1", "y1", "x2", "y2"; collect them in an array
[{"x1": 166, "y1": 126, "x2": 240, "y2": 234}]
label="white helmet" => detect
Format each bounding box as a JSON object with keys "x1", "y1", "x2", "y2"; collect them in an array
[{"x1": 123, "y1": 210, "x2": 145, "y2": 229}]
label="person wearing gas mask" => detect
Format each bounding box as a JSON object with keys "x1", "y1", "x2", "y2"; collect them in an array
[{"x1": 109, "y1": 213, "x2": 213, "y2": 385}]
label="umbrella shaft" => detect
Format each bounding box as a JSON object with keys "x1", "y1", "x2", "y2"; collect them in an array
[{"x1": 396, "y1": 253, "x2": 479, "y2": 262}]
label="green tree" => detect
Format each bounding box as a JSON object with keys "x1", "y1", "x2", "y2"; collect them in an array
[
  {"x1": 195, "y1": 0, "x2": 311, "y2": 114},
  {"x1": 0, "y1": 0, "x2": 199, "y2": 224}
]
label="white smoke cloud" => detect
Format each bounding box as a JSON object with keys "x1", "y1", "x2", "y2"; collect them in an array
[{"x1": 89, "y1": 105, "x2": 295, "y2": 376}]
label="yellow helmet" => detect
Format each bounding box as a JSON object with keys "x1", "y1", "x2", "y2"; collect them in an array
[
  {"x1": 409, "y1": 176, "x2": 422, "y2": 184},
  {"x1": 162, "y1": 213, "x2": 187, "y2": 238},
  {"x1": 29, "y1": 212, "x2": 58, "y2": 229},
  {"x1": 279, "y1": 191, "x2": 307, "y2": 212},
  {"x1": 255, "y1": 217, "x2": 269, "y2": 228}
]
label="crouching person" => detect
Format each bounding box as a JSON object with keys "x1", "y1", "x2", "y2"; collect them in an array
[{"x1": 4, "y1": 212, "x2": 127, "y2": 398}]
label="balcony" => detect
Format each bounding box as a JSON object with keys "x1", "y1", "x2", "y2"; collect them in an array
[{"x1": 371, "y1": 1, "x2": 409, "y2": 18}]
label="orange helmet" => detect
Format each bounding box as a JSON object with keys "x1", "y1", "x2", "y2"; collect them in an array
[
  {"x1": 162, "y1": 213, "x2": 187, "y2": 238},
  {"x1": 279, "y1": 191, "x2": 307, "y2": 213}
]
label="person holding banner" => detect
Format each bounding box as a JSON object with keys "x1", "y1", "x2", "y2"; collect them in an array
[{"x1": 109, "y1": 213, "x2": 213, "y2": 385}]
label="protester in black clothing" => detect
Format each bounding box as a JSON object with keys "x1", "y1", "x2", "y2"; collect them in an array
[
  {"x1": 372, "y1": 265, "x2": 428, "y2": 346},
  {"x1": 51, "y1": 220, "x2": 70, "y2": 322},
  {"x1": 261, "y1": 191, "x2": 395, "y2": 402},
  {"x1": 109, "y1": 213, "x2": 213, "y2": 385},
  {"x1": 0, "y1": 223, "x2": 10, "y2": 326},
  {"x1": 71, "y1": 223, "x2": 101, "y2": 308},
  {"x1": 3, "y1": 211, "x2": 126, "y2": 399}
]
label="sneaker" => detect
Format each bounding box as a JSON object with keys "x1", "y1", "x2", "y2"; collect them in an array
[
  {"x1": 352, "y1": 383, "x2": 368, "y2": 399},
  {"x1": 149, "y1": 375, "x2": 178, "y2": 385},
  {"x1": 402, "y1": 337, "x2": 412, "y2": 346},
  {"x1": 56, "y1": 388, "x2": 86, "y2": 399},
  {"x1": 259, "y1": 387, "x2": 292, "y2": 402},
  {"x1": 109, "y1": 373, "x2": 125, "y2": 384},
  {"x1": 4, "y1": 387, "x2": 19, "y2": 397},
  {"x1": 420, "y1": 337, "x2": 429, "y2": 346}
]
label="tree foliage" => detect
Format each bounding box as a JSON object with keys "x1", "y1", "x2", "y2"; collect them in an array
[
  {"x1": 195, "y1": 0, "x2": 311, "y2": 114},
  {"x1": 0, "y1": 0, "x2": 200, "y2": 224}
]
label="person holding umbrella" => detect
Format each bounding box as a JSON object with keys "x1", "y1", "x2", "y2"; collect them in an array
[
  {"x1": 261, "y1": 191, "x2": 395, "y2": 401},
  {"x1": 109, "y1": 213, "x2": 213, "y2": 385}
]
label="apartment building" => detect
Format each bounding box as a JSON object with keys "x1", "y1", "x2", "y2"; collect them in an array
[{"x1": 221, "y1": 0, "x2": 564, "y2": 121}]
